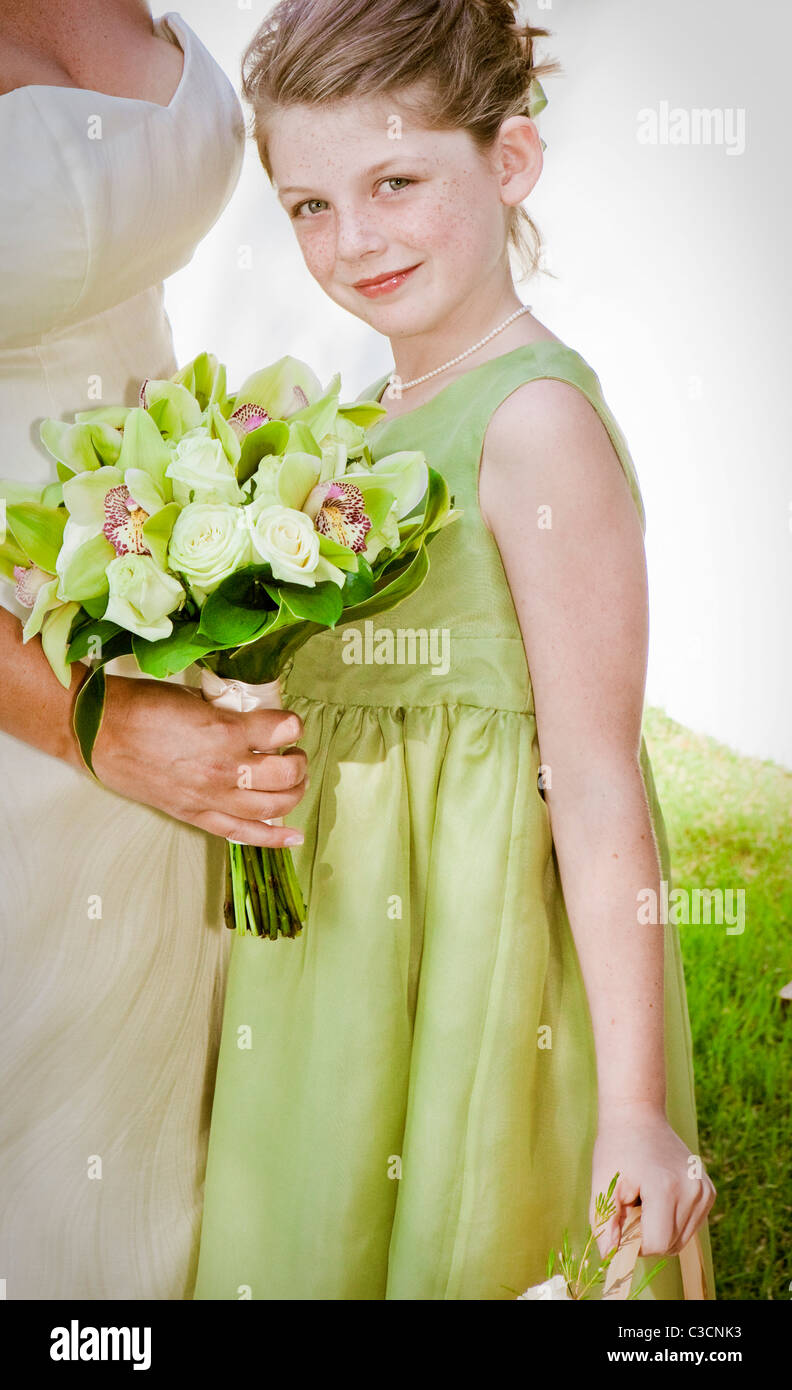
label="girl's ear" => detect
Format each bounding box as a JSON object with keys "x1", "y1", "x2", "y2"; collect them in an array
[{"x1": 494, "y1": 115, "x2": 543, "y2": 209}]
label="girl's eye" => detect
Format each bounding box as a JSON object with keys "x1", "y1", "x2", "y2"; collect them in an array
[
  {"x1": 293, "y1": 199, "x2": 328, "y2": 219},
  {"x1": 381, "y1": 177, "x2": 413, "y2": 193}
]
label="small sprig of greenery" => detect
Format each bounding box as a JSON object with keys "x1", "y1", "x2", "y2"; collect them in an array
[{"x1": 547, "y1": 1173, "x2": 668, "y2": 1300}]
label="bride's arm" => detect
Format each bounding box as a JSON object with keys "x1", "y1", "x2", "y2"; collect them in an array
[
  {"x1": 479, "y1": 377, "x2": 716, "y2": 1259},
  {"x1": 0, "y1": 606, "x2": 89, "y2": 768},
  {"x1": 0, "y1": 607, "x2": 308, "y2": 847}
]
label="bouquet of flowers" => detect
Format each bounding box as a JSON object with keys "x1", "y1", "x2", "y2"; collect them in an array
[{"x1": 0, "y1": 351, "x2": 461, "y2": 939}]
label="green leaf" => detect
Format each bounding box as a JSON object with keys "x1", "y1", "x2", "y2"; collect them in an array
[
  {"x1": 374, "y1": 468, "x2": 456, "y2": 572},
  {"x1": 68, "y1": 618, "x2": 123, "y2": 664},
  {"x1": 73, "y1": 665, "x2": 107, "y2": 774},
  {"x1": 71, "y1": 628, "x2": 134, "y2": 774},
  {"x1": 629, "y1": 1258, "x2": 668, "y2": 1300},
  {"x1": 132, "y1": 620, "x2": 219, "y2": 679},
  {"x1": 341, "y1": 544, "x2": 429, "y2": 624},
  {"x1": 213, "y1": 604, "x2": 317, "y2": 686},
  {"x1": 197, "y1": 564, "x2": 279, "y2": 646},
  {"x1": 280, "y1": 580, "x2": 344, "y2": 628},
  {"x1": 6, "y1": 502, "x2": 66, "y2": 573},
  {"x1": 81, "y1": 594, "x2": 109, "y2": 619},
  {"x1": 340, "y1": 553, "x2": 375, "y2": 606}
]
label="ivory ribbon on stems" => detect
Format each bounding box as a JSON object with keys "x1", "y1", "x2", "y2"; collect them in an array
[{"x1": 200, "y1": 667, "x2": 284, "y2": 826}]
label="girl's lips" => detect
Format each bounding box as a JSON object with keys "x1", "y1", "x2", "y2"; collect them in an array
[{"x1": 353, "y1": 264, "x2": 421, "y2": 298}]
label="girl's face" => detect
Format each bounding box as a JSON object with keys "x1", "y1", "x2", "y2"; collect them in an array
[{"x1": 266, "y1": 90, "x2": 531, "y2": 340}]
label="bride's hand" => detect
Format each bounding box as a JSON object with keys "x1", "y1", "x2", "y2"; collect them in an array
[
  {"x1": 90, "y1": 673, "x2": 308, "y2": 847},
  {"x1": 590, "y1": 1103, "x2": 716, "y2": 1258}
]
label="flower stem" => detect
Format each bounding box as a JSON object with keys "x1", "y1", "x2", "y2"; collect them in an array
[
  {"x1": 241, "y1": 844, "x2": 263, "y2": 937},
  {"x1": 224, "y1": 840, "x2": 306, "y2": 940},
  {"x1": 279, "y1": 845, "x2": 308, "y2": 927},
  {"x1": 229, "y1": 843, "x2": 247, "y2": 936}
]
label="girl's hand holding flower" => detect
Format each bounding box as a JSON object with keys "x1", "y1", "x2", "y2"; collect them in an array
[{"x1": 591, "y1": 1102, "x2": 716, "y2": 1259}]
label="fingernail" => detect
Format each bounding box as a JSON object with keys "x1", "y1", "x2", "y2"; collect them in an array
[
  {"x1": 284, "y1": 833, "x2": 304, "y2": 846},
  {"x1": 305, "y1": 774, "x2": 311, "y2": 789}
]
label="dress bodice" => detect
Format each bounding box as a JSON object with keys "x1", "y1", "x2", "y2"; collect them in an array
[
  {"x1": 0, "y1": 11, "x2": 244, "y2": 350},
  {"x1": 0, "y1": 11, "x2": 245, "y2": 624},
  {"x1": 284, "y1": 342, "x2": 648, "y2": 716}
]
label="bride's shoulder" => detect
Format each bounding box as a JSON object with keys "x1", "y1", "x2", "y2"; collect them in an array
[
  {"x1": 0, "y1": 9, "x2": 186, "y2": 106},
  {"x1": 0, "y1": 34, "x2": 67, "y2": 98}
]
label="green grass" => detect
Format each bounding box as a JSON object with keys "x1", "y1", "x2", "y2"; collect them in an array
[{"x1": 643, "y1": 707, "x2": 792, "y2": 1301}]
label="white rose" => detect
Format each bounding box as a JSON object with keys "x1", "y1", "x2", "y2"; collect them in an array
[
  {"x1": 517, "y1": 1274, "x2": 573, "y2": 1301},
  {"x1": 247, "y1": 503, "x2": 321, "y2": 588},
  {"x1": 104, "y1": 554, "x2": 185, "y2": 642},
  {"x1": 166, "y1": 434, "x2": 243, "y2": 508},
  {"x1": 168, "y1": 503, "x2": 251, "y2": 603}
]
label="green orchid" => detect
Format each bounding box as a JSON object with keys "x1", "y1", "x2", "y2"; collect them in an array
[
  {"x1": 1, "y1": 493, "x2": 66, "y2": 574},
  {"x1": 287, "y1": 378, "x2": 374, "y2": 467},
  {"x1": 250, "y1": 451, "x2": 323, "y2": 512},
  {"x1": 207, "y1": 402, "x2": 242, "y2": 470},
  {"x1": 171, "y1": 351, "x2": 228, "y2": 413},
  {"x1": 40, "y1": 418, "x2": 124, "y2": 478},
  {"x1": 41, "y1": 600, "x2": 82, "y2": 688},
  {"x1": 140, "y1": 378, "x2": 203, "y2": 441},
  {"x1": 74, "y1": 405, "x2": 134, "y2": 430},
  {"x1": 18, "y1": 572, "x2": 63, "y2": 642},
  {"x1": 115, "y1": 407, "x2": 175, "y2": 501},
  {"x1": 346, "y1": 451, "x2": 429, "y2": 521},
  {"x1": 361, "y1": 505, "x2": 402, "y2": 565},
  {"x1": 56, "y1": 463, "x2": 172, "y2": 602},
  {"x1": 232, "y1": 356, "x2": 324, "y2": 422},
  {"x1": 318, "y1": 435, "x2": 350, "y2": 484}
]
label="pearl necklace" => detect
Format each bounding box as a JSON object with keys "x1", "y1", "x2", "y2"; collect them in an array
[{"x1": 388, "y1": 304, "x2": 533, "y2": 393}]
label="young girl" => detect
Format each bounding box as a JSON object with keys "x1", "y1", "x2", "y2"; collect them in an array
[{"x1": 193, "y1": 0, "x2": 716, "y2": 1301}]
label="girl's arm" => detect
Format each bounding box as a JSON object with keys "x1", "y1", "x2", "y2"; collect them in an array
[{"x1": 479, "y1": 378, "x2": 715, "y2": 1258}]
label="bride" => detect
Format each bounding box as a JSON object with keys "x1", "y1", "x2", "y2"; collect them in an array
[{"x1": 0, "y1": 0, "x2": 308, "y2": 1299}]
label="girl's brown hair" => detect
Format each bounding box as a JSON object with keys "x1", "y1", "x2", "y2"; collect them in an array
[{"x1": 241, "y1": 0, "x2": 559, "y2": 280}]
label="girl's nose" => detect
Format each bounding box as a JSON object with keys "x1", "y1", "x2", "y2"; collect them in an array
[{"x1": 334, "y1": 207, "x2": 388, "y2": 263}]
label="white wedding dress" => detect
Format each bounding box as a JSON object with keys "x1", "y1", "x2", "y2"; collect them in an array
[{"x1": 0, "y1": 12, "x2": 244, "y2": 1298}]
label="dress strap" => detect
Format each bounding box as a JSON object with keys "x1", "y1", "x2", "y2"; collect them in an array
[
  {"x1": 363, "y1": 342, "x2": 648, "y2": 535},
  {"x1": 461, "y1": 343, "x2": 648, "y2": 535}
]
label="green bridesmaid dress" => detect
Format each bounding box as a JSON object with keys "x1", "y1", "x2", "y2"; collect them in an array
[{"x1": 193, "y1": 341, "x2": 716, "y2": 1301}]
